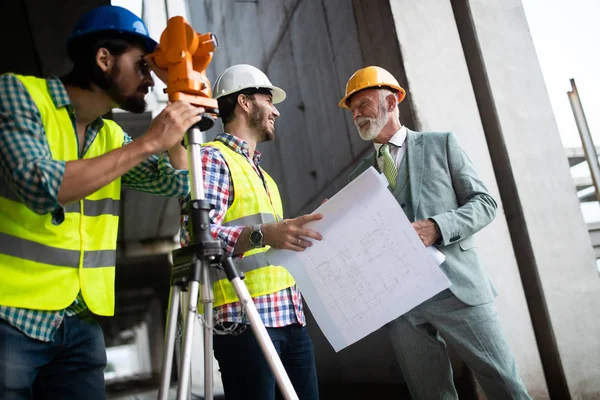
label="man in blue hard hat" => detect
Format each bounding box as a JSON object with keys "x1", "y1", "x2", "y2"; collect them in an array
[{"x1": 0, "y1": 5, "x2": 201, "y2": 399}]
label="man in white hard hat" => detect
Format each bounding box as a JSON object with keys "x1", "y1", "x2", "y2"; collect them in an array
[
  {"x1": 179, "y1": 64, "x2": 321, "y2": 399},
  {"x1": 340, "y1": 66, "x2": 530, "y2": 399}
]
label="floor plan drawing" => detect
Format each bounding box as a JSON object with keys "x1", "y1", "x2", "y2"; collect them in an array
[{"x1": 268, "y1": 167, "x2": 450, "y2": 351}]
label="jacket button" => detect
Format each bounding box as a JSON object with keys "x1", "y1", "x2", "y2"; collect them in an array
[{"x1": 401, "y1": 203, "x2": 406, "y2": 208}]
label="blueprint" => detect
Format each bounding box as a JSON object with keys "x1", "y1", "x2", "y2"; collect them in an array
[{"x1": 267, "y1": 167, "x2": 451, "y2": 352}]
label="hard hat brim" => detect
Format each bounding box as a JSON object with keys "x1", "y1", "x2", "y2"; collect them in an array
[
  {"x1": 67, "y1": 29, "x2": 158, "y2": 53},
  {"x1": 215, "y1": 85, "x2": 287, "y2": 104},
  {"x1": 338, "y1": 84, "x2": 406, "y2": 109},
  {"x1": 270, "y1": 86, "x2": 286, "y2": 104}
]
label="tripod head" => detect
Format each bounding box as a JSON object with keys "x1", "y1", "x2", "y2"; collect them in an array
[{"x1": 149, "y1": 16, "x2": 219, "y2": 130}]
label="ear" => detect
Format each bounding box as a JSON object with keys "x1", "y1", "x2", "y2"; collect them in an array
[
  {"x1": 237, "y1": 93, "x2": 252, "y2": 114},
  {"x1": 95, "y1": 48, "x2": 113, "y2": 73},
  {"x1": 386, "y1": 92, "x2": 397, "y2": 113}
]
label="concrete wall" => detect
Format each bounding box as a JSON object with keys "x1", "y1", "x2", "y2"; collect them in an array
[
  {"x1": 190, "y1": 0, "x2": 368, "y2": 218},
  {"x1": 461, "y1": 0, "x2": 600, "y2": 397}
]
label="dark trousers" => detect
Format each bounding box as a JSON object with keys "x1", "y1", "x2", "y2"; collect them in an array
[
  {"x1": 213, "y1": 324, "x2": 319, "y2": 400},
  {"x1": 0, "y1": 314, "x2": 107, "y2": 400}
]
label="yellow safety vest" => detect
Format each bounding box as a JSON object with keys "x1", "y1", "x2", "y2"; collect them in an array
[
  {"x1": 0, "y1": 75, "x2": 122, "y2": 316},
  {"x1": 207, "y1": 141, "x2": 295, "y2": 307}
]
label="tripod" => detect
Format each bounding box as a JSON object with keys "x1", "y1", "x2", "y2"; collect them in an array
[{"x1": 157, "y1": 119, "x2": 299, "y2": 400}]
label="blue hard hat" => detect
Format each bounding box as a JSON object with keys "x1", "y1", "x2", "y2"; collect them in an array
[{"x1": 67, "y1": 5, "x2": 157, "y2": 53}]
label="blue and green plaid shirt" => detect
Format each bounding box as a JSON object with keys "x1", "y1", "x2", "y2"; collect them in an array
[{"x1": 0, "y1": 73, "x2": 190, "y2": 342}]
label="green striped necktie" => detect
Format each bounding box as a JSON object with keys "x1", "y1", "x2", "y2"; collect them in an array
[{"x1": 379, "y1": 143, "x2": 398, "y2": 189}]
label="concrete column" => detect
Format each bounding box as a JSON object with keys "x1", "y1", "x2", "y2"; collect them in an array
[
  {"x1": 354, "y1": 0, "x2": 548, "y2": 396},
  {"x1": 454, "y1": 0, "x2": 600, "y2": 397}
]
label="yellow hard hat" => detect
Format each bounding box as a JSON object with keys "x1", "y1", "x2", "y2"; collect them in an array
[{"x1": 339, "y1": 66, "x2": 406, "y2": 109}]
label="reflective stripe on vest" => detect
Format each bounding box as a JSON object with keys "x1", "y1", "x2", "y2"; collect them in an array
[
  {"x1": 203, "y1": 141, "x2": 295, "y2": 307},
  {"x1": 0, "y1": 232, "x2": 116, "y2": 268},
  {"x1": 64, "y1": 198, "x2": 121, "y2": 216},
  {"x1": 0, "y1": 184, "x2": 120, "y2": 217},
  {"x1": 0, "y1": 74, "x2": 123, "y2": 315},
  {"x1": 222, "y1": 213, "x2": 281, "y2": 227},
  {"x1": 213, "y1": 250, "x2": 270, "y2": 281}
]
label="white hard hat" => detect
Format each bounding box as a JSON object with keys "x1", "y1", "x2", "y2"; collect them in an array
[{"x1": 213, "y1": 64, "x2": 286, "y2": 104}]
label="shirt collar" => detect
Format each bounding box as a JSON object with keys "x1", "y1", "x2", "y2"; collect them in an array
[
  {"x1": 46, "y1": 76, "x2": 105, "y2": 130},
  {"x1": 47, "y1": 76, "x2": 72, "y2": 109},
  {"x1": 373, "y1": 125, "x2": 407, "y2": 155},
  {"x1": 216, "y1": 132, "x2": 262, "y2": 164}
]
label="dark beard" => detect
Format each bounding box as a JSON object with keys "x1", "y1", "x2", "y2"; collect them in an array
[
  {"x1": 96, "y1": 64, "x2": 147, "y2": 114},
  {"x1": 249, "y1": 106, "x2": 273, "y2": 142}
]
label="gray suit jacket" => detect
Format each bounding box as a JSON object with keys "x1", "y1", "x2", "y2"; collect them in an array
[{"x1": 349, "y1": 130, "x2": 498, "y2": 306}]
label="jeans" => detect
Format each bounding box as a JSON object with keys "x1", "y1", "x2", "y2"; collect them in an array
[
  {"x1": 213, "y1": 323, "x2": 319, "y2": 400},
  {"x1": 0, "y1": 313, "x2": 107, "y2": 400}
]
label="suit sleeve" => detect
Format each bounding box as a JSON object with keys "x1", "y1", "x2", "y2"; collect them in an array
[{"x1": 429, "y1": 132, "x2": 498, "y2": 246}]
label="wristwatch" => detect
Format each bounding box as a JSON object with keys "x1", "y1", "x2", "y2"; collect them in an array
[{"x1": 249, "y1": 224, "x2": 264, "y2": 248}]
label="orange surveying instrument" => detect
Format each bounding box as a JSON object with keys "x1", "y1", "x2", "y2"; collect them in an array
[
  {"x1": 154, "y1": 16, "x2": 299, "y2": 400},
  {"x1": 149, "y1": 16, "x2": 219, "y2": 130}
]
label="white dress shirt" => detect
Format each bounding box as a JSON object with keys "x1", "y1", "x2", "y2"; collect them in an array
[{"x1": 374, "y1": 126, "x2": 407, "y2": 173}]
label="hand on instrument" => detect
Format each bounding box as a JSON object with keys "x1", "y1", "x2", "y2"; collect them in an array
[
  {"x1": 143, "y1": 102, "x2": 204, "y2": 153},
  {"x1": 262, "y1": 214, "x2": 323, "y2": 252},
  {"x1": 144, "y1": 51, "x2": 168, "y2": 84}
]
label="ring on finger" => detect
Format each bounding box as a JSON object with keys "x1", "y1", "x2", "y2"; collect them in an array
[{"x1": 297, "y1": 238, "x2": 301, "y2": 245}]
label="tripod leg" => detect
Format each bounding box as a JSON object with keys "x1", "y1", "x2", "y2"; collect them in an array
[
  {"x1": 229, "y1": 277, "x2": 299, "y2": 400},
  {"x1": 201, "y1": 260, "x2": 214, "y2": 400},
  {"x1": 178, "y1": 290, "x2": 192, "y2": 400},
  {"x1": 176, "y1": 280, "x2": 200, "y2": 400},
  {"x1": 158, "y1": 285, "x2": 181, "y2": 400}
]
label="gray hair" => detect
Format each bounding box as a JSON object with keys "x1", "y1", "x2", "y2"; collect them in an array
[{"x1": 379, "y1": 88, "x2": 401, "y2": 118}]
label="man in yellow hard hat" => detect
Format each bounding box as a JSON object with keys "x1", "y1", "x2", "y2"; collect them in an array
[
  {"x1": 339, "y1": 66, "x2": 530, "y2": 399},
  {"x1": 179, "y1": 64, "x2": 322, "y2": 399},
  {"x1": 0, "y1": 5, "x2": 203, "y2": 399}
]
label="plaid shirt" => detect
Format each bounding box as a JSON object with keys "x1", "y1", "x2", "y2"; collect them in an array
[
  {"x1": 0, "y1": 74, "x2": 190, "y2": 342},
  {"x1": 180, "y1": 132, "x2": 304, "y2": 327}
]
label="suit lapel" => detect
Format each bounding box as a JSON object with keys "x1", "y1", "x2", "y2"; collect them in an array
[
  {"x1": 407, "y1": 130, "x2": 424, "y2": 216},
  {"x1": 368, "y1": 151, "x2": 377, "y2": 170},
  {"x1": 350, "y1": 151, "x2": 377, "y2": 181},
  {"x1": 392, "y1": 155, "x2": 409, "y2": 195}
]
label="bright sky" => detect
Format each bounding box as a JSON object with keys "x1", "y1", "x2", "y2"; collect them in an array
[
  {"x1": 522, "y1": 0, "x2": 600, "y2": 149},
  {"x1": 112, "y1": 0, "x2": 141, "y2": 15}
]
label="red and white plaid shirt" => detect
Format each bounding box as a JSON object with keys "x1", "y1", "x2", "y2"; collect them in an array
[{"x1": 179, "y1": 132, "x2": 304, "y2": 327}]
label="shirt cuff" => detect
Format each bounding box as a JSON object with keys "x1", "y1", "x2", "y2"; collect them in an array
[
  {"x1": 51, "y1": 208, "x2": 65, "y2": 225},
  {"x1": 213, "y1": 225, "x2": 245, "y2": 256},
  {"x1": 158, "y1": 153, "x2": 190, "y2": 197}
]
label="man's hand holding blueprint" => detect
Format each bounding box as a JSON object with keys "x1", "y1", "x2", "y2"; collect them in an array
[{"x1": 267, "y1": 167, "x2": 450, "y2": 351}]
